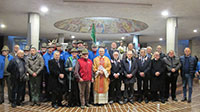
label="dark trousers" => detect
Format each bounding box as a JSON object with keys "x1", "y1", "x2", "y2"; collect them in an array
[
  {"x1": 40, "y1": 69, "x2": 49, "y2": 100},
  {"x1": 152, "y1": 87, "x2": 165, "y2": 100},
  {"x1": 78, "y1": 81, "x2": 91, "y2": 106},
  {"x1": 12, "y1": 79, "x2": 25, "y2": 104},
  {"x1": 29, "y1": 75, "x2": 41, "y2": 102},
  {"x1": 21, "y1": 80, "x2": 32, "y2": 102},
  {"x1": 124, "y1": 83, "x2": 134, "y2": 100},
  {"x1": 109, "y1": 79, "x2": 122, "y2": 101},
  {"x1": 43, "y1": 73, "x2": 50, "y2": 100},
  {"x1": 165, "y1": 74, "x2": 178, "y2": 99},
  {"x1": 51, "y1": 90, "x2": 63, "y2": 105},
  {"x1": 0, "y1": 76, "x2": 12, "y2": 103},
  {"x1": 89, "y1": 83, "x2": 94, "y2": 104},
  {"x1": 137, "y1": 77, "x2": 149, "y2": 99},
  {"x1": 68, "y1": 80, "x2": 80, "y2": 106}
]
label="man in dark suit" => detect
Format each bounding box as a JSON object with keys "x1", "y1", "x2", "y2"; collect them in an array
[
  {"x1": 151, "y1": 52, "x2": 166, "y2": 103},
  {"x1": 136, "y1": 48, "x2": 151, "y2": 103},
  {"x1": 121, "y1": 50, "x2": 138, "y2": 104},
  {"x1": 48, "y1": 51, "x2": 66, "y2": 109},
  {"x1": 109, "y1": 51, "x2": 123, "y2": 104}
]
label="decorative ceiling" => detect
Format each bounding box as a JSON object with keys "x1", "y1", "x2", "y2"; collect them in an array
[{"x1": 54, "y1": 17, "x2": 148, "y2": 34}]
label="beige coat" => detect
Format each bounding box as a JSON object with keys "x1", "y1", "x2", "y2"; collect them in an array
[{"x1": 25, "y1": 53, "x2": 44, "y2": 75}]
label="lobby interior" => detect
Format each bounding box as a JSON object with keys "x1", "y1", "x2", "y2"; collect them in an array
[{"x1": 0, "y1": 0, "x2": 200, "y2": 112}]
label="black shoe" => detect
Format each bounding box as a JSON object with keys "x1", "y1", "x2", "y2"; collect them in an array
[
  {"x1": 152, "y1": 99, "x2": 156, "y2": 102},
  {"x1": 172, "y1": 98, "x2": 178, "y2": 101},
  {"x1": 187, "y1": 99, "x2": 191, "y2": 103},
  {"x1": 181, "y1": 97, "x2": 187, "y2": 102},
  {"x1": 138, "y1": 99, "x2": 142, "y2": 103},
  {"x1": 57, "y1": 103, "x2": 64, "y2": 107},
  {"x1": 36, "y1": 102, "x2": 41, "y2": 106},
  {"x1": 0, "y1": 101, "x2": 4, "y2": 104},
  {"x1": 129, "y1": 100, "x2": 134, "y2": 104},
  {"x1": 52, "y1": 104, "x2": 58, "y2": 109},
  {"x1": 145, "y1": 99, "x2": 149, "y2": 103},
  {"x1": 124, "y1": 99, "x2": 128, "y2": 104},
  {"x1": 165, "y1": 98, "x2": 168, "y2": 102},
  {"x1": 16, "y1": 102, "x2": 21, "y2": 106},
  {"x1": 118, "y1": 101, "x2": 124, "y2": 105},
  {"x1": 109, "y1": 100, "x2": 114, "y2": 104},
  {"x1": 161, "y1": 99, "x2": 165, "y2": 104},
  {"x1": 11, "y1": 103, "x2": 16, "y2": 108}
]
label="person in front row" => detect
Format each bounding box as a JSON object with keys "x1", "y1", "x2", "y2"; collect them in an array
[
  {"x1": 109, "y1": 51, "x2": 123, "y2": 104},
  {"x1": 25, "y1": 47, "x2": 44, "y2": 106},
  {"x1": 121, "y1": 50, "x2": 138, "y2": 104},
  {"x1": 7, "y1": 50, "x2": 26, "y2": 108},
  {"x1": 65, "y1": 48, "x2": 80, "y2": 107},
  {"x1": 136, "y1": 48, "x2": 151, "y2": 103},
  {"x1": 180, "y1": 48, "x2": 197, "y2": 103},
  {"x1": 48, "y1": 51, "x2": 66, "y2": 109},
  {"x1": 151, "y1": 52, "x2": 166, "y2": 103},
  {"x1": 93, "y1": 48, "x2": 111, "y2": 105},
  {"x1": 74, "y1": 49, "x2": 93, "y2": 109},
  {"x1": 163, "y1": 50, "x2": 181, "y2": 101}
]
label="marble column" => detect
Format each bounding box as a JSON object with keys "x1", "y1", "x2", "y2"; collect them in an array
[
  {"x1": 166, "y1": 17, "x2": 178, "y2": 54},
  {"x1": 133, "y1": 35, "x2": 139, "y2": 52},
  {"x1": 58, "y1": 33, "x2": 65, "y2": 43},
  {"x1": 27, "y1": 13, "x2": 40, "y2": 49}
]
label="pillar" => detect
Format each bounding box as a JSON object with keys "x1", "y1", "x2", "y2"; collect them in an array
[
  {"x1": 166, "y1": 17, "x2": 178, "y2": 54},
  {"x1": 133, "y1": 35, "x2": 139, "y2": 52},
  {"x1": 58, "y1": 33, "x2": 65, "y2": 43},
  {"x1": 27, "y1": 13, "x2": 40, "y2": 49}
]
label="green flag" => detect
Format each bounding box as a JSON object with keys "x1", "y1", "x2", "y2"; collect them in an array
[{"x1": 91, "y1": 23, "x2": 96, "y2": 43}]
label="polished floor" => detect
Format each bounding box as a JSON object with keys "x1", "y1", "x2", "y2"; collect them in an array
[{"x1": 0, "y1": 80, "x2": 200, "y2": 112}]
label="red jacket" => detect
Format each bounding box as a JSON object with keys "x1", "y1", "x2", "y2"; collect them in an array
[{"x1": 78, "y1": 58, "x2": 93, "y2": 81}]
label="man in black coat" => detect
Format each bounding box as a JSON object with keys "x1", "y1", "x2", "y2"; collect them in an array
[
  {"x1": 151, "y1": 52, "x2": 166, "y2": 103},
  {"x1": 136, "y1": 48, "x2": 151, "y2": 103},
  {"x1": 109, "y1": 51, "x2": 123, "y2": 104},
  {"x1": 48, "y1": 51, "x2": 66, "y2": 109},
  {"x1": 7, "y1": 50, "x2": 27, "y2": 108},
  {"x1": 163, "y1": 50, "x2": 181, "y2": 101},
  {"x1": 121, "y1": 50, "x2": 138, "y2": 104}
]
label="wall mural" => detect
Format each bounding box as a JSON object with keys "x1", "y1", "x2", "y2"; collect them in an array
[{"x1": 54, "y1": 17, "x2": 148, "y2": 34}]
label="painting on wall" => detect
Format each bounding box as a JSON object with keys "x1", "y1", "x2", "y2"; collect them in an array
[{"x1": 54, "y1": 17, "x2": 148, "y2": 34}]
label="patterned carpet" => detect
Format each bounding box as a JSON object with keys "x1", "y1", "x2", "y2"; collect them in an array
[{"x1": 0, "y1": 80, "x2": 200, "y2": 112}]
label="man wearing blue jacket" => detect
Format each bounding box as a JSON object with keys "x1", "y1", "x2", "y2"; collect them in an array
[
  {"x1": 42, "y1": 45, "x2": 54, "y2": 101},
  {"x1": 0, "y1": 45, "x2": 13, "y2": 104},
  {"x1": 180, "y1": 48, "x2": 197, "y2": 103}
]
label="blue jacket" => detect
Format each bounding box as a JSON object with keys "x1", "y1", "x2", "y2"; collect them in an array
[
  {"x1": 180, "y1": 55, "x2": 197, "y2": 78},
  {"x1": 43, "y1": 52, "x2": 54, "y2": 74},
  {"x1": 0, "y1": 54, "x2": 13, "y2": 79},
  {"x1": 64, "y1": 51, "x2": 72, "y2": 63},
  {"x1": 196, "y1": 61, "x2": 200, "y2": 73}
]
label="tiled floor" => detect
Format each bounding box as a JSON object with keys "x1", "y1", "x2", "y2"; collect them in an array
[{"x1": 0, "y1": 81, "x2": 200, "y2": 112}]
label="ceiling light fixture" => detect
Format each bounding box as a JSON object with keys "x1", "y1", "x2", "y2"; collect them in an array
[
  {"x1": 71, "y1": 35, "x2": 75, "y2": 38},
  {"x1": 0, "y1": 24, "x2": 6, "y2": 28},
  {"x1": 161, "y1": 10, "x2": 169, "y2": 17},
  {"x1": 40, "y1": 6, "x2": 49, "y2": 13},
  {"x1": 193, "y1": 29, "x2": 197, "y2": 33},
  {"x1": 159, "y1": 38, "x2": 163, "y2": 41},
  {"x1": 121, "y1": 37, "x2": 125, "y2": 40}
]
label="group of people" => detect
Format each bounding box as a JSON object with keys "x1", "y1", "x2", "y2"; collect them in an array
[{"x1": 0, "y1": 40, "x2": 199, "y2": 109}]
